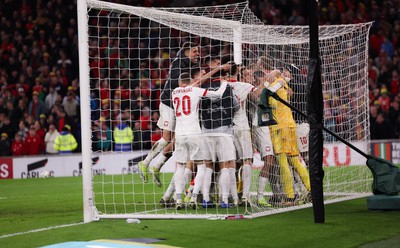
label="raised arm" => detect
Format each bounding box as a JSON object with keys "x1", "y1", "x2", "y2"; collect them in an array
[
  {"x1": 250, "y1": 80, "x2": 266, "y2": 98},
  {"x1": 192, "y1": 64, "x2": 231, "y2": 87}
]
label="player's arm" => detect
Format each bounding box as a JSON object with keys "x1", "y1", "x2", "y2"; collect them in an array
[
  {"x1": 232, "y1": 88, "x2": 240, "y2": 112},
  {"x1": 203, "y1": 82, "x2": 228, "y2": 99},
  {"x1": 267, "y1": 70, "x2": 286, "y2": 93},
  {"x1": 250, "y1": 80, "x2": 266, "y2": 98},
  {"x1": 250, "y1": 70, "x2": 280, "y2": 99},
  {"x1": 193, "y1": 64, "x2": 231, "y2": 86}
]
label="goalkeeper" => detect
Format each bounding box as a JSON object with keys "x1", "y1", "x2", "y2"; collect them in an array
[
  {"x1": 266, "y1": 69, "x2": 311, "y2": 205},
  {"x1": 251, "y1": 70, "x2": 283, "y2": 206}
]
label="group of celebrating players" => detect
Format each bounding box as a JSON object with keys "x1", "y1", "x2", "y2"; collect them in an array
[{"x1": 137, "y1": 42, "x2": 311, "y2": 210}]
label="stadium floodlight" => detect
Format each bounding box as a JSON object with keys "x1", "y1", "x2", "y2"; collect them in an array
[{"x1": 78, "y1": 0, "x2": 373, "y2": 222}]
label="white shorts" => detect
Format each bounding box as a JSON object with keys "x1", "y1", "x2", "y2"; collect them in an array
[
  {"x1": 296, "y1": 122, "x2": 309, "y2": 153},
  {"x1": 204, "y1": 135, "x2": 236, "y2": 162},
  {"x1": 156, "y1": 102, "x2": 176, "y2": 132},
  {"x1": 253, "y1": 126, "x2": 274, "y2": 158},
  {"x1": 174, "y1": 135, "x2": 208, "y2": 163},
  {"x1": 233, "y1": 129, "x2": 253, "y2": 160}
]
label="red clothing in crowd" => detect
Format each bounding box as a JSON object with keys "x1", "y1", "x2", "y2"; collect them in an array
[
  {"x1": 151, "y1": 131, "x2": 162, "y2": 145},
  {"x1": 58, "y1": 118, "x2": 65, "y2": 132},
  {"x1": 36, "y1": 128, "x2": 46, "y2": 140},
  {"x1": 119, "y1": 87, "x2": 131, "y2": 100},
  {"x1": 139, "y1": 115, "x2": 150, "y2": 130},
  {"x1": 100, "y1": 85, "x2": 110, "y2": 101},
  {"x1": 24, "y1": 134, "x2": 45, "y2": 155},
  {"x1": 391, "y1": 78, "x2": 399, "y2": 96},
  {"x1": 378, "y1": 95, "x2": 391, "y2": 112},
  {"x1": 11, "y1": 141, "x2": 26, "y2": 156}
]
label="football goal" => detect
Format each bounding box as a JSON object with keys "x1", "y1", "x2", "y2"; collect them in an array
[{"x1": 77, "y1": 0, "x2": 373, "y2": 222}]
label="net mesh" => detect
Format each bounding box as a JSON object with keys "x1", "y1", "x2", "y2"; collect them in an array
[{"x1": 84, "y1": 0, "x2": 373, "y2": 219}]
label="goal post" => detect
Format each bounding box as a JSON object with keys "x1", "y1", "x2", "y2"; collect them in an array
[
  {"x1": 78, "y1": 0, "x2": 373, "y2": 222},
  {"x1": 77, "y1": 0, "x2": 96, "y2": 223}
]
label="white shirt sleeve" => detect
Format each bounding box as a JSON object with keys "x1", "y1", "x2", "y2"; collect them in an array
[
  {"x1": 268, "y1": 79, "x2": 285, "y2": 93},
  {"x1": 204, "y1": 82, "x2": 227, "y2": 99}
]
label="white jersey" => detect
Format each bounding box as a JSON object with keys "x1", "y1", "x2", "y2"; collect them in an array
[
  {"x1": 296, "y1": 122, "x2": 310, "y2": 153},
  {"x1": 172, "y1": 83, "x2": 227, "y2": 137},
  {"x1": 228, "y1": 81, "x2": 255, "y2": 131}
]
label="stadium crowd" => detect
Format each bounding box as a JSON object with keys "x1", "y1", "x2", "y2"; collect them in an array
[{"x1": 0, "y1": 0, "x2": 399, "y2": 156}]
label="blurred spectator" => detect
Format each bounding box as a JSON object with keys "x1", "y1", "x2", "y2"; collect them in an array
[
  {"x1": 34, "y1": 120, "x2": 46, "y2": 139},
  {"x1": 93, "y1": 118, "x2": 112, "y2": 151},
  {"x1": 39, "y1": 113, "x2": 49, "y2": 130},
  {"x1": 150, "y1": 111, "x2": 160, "y2": 130},
  {"x1": 5, "y1": 100, "x2": 22, "y2": 127},
  {"x1": 24, "y1": 125, "x2": 45, "y2": 155},
  {"x1": 11, "y1": 133, "x2": 26, "y2": 156},
  {"x1": 28, "y1": 91, "x2": 47, "y2": 120},
  {"x1": 54, "y1": 125, "x2": 78, "y2": 154},
  {"x1": 377, "y1": 87, "x2": 391, "y2": 112},
  {"x1": 17, "y1": 120, "x2": 29, "y2": 141},
  {"x1": 55, "y1": 108, "x2": 74, "y2": 133},
  {"x1": 32, "y1": 77, "x2": 45, "y2": 100},
  {"x1": 132, "y1": 121, "x2": 146, "y2": 150},
  {"x1": 14, "y1": 87, "x2": 29, "y2": 110},
  {"x1": 62, "y1": 91, "x2": 79, "y2": 118},
  {"x1": 389, "y1": 100, "x2": 400, "y2": 137},
  {"x1": 0, "y1": 116, "x2": 15, "y2": 139},
  {"x1": 0, "y1": 98, "x2": 5, "y2": 114},
  {"x1": 139, "y1": 106, "x2": 151, "y2": 130},
  {"x1": 0, "y1": 133, "x2": 11, "y2": 156},
  {"x1": 45, "y1": 85, "x2": 58, "y2": 110},
  {"x1": 113, "y1": 119, "x2": 134, "y2": 152},
  {"x1": 47, "y1": 72, "x2": 67, "y2": 97},
  {"x1": 44, "y1": 123, "x2": 60, "y2": 154},
  {"x1": 371, "y1": 112, "x2": 395, "y2": 139},
  {"x1": 110, "y1": 100, "x2": 122, "y2": 128},
  {"x1": 381, "y1": 36, "x2": 394, "y2": 59},
  {"x1": 390, "y1": 70, "x2": 399, "y2": 96},
  {"x1": 2, "y1": 89, "x2": 14, "y2": 105}
]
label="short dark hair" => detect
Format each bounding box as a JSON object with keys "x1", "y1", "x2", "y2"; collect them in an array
[
  {"x1": 224, "y1": 61, "x2": 238, "y2": 76},
  {"x1": 202, "y1": 54, "x2": 220, "y2": 66},
  {"x1": 190, "y1": 67, "x2": 202, "y2": 79},
  {"x1": 237, "y1": 66, "x2": 247, "y2": 81},
  {"x1": 179, "y1": 72, "x2": 192, "y2": 84},
  {"x1": 181, "y1": 42, "x2": 198, "y2": 54},
  {"x1": 253, "y1": 70, "x2": 267, "y2": 83},
  {"x1": 257, "y1": 56, "x2": 272, "y2": 70}
]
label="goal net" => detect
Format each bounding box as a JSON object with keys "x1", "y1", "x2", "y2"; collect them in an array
[{"x1": 78, "y1": 0, "x2": 373, "y2": 220}]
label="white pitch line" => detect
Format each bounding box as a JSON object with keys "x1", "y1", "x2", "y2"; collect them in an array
[{"x1": 0, "y1": 222, "x2": 86, "y2": 239}]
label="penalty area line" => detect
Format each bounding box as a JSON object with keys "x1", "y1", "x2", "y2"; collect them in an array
[{"x1": 0, "y1": 222, "x2": 86, "y2": 239}]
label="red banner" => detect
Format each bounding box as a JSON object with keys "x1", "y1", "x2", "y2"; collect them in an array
[{"x1": 0, "y1": 158, "x2": 13, "y2": 179}]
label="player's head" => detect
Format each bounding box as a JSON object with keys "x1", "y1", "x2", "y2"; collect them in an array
[
  {"x1": 253, "y1": 70, "x2": 267, "y2": 84},
  {"x1": 225, "y1": 61, "x2": 238, "y2": 77},
  {"x1": 282, "y1": 68, "x2": 292, "y2": 80},
  {"x1": 269, "y1": 69, "x2": 281, "y2": 79},
  {"x1": 237, "y1": 66, "x2": 254, "y2": 83},
  {"x1": 202, "y1": 55, "x2": 221, "y2": 70},
  {"x1": 178, "y1": 72, "x2": 192, "y2": 87},
  {"x1": 256, "y1": 56, "x2": 273, "y2": 71},
  {"x1": 190, "y1": 67, "x2": 206, "y2": 81},
  {"x1": 181, "y1": 42, "x2": 199, "y2": 64}
]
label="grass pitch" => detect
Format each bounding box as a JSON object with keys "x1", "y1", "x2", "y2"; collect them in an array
[{"x1": 0, "y1": 176, "x2": 399, "y2": 248}]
